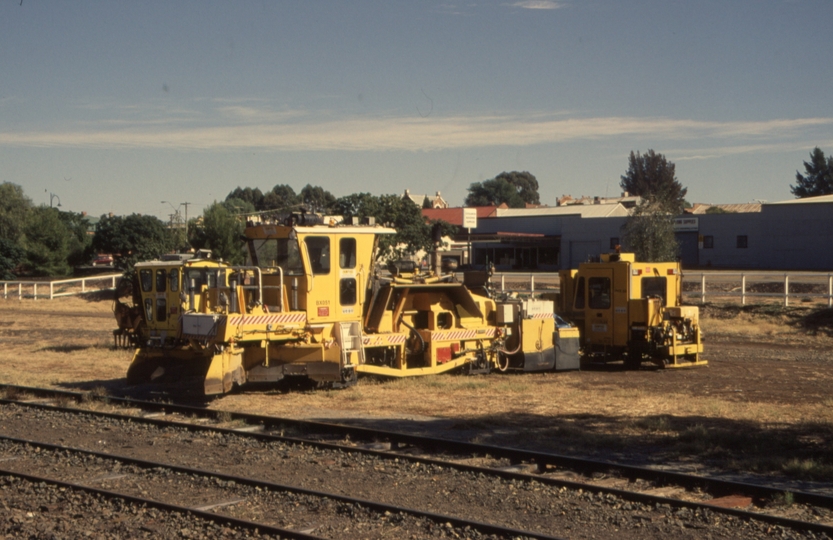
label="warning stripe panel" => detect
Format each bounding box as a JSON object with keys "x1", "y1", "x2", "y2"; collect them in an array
[
  {"x1": 228, "y1": 313, "x2": 307, "y2": 326},
  {"x1": 362, "y1": 334, "x2": 408, "y2": 347},
  {"x1": 525, "y1": 313, "x2": 554, "y2": 320},
  {"x1": 430, "y1": 328, "x2": 498, "y2": 341}
]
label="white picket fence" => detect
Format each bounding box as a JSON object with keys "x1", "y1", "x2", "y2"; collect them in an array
[{"x1": 1, "y1": 273, "x2": 121, "y2": 300}]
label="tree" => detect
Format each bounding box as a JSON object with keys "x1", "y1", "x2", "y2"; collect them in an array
[
  {"x1": 620, "y1": 202, "x2": 679, "y2": 262},
  {"x1": 262, "y1": 184, "x2": 299, "y2": 211},
  {"x1": 0, "y1": 182, "x2": 33, "y2": 244},
  {"x1": 0, "y1": 238, "x2": 25, "y2": 280},
  {"x1": 226, "y1": 187, "x2": 265, "y2": 210},
  {"x1": 299, "y1": 184, "x2": 336, "y2": 214},
  {"x1": 464, "y1": 178, "x2": 525, "y2": 208},
  {"x1": 422, "y1": 195, "x2": 432, "y2": 209},
  {"x1": 190, "y1": 202, "x2": 247, "y2": 264},
  {"x1": 57, "y1": 210, "x2": 93, "y2": 267},
  {"x1": 791, "y1": 147, "x2": 833, "y2": 198},
  {"x1": 24, "y1": 206, "x2": 72, "y2": 276},
  {"x1": 333, "y1": 193, "x2": 432, "y2": 259},
  {"x1": 620, "y1": 150, "x2": 687, "y2": 214},
  {"x1": 92, "y1": 214, "x2": 174, "y2": 270},
  {"x1": 495, "y1": 171, "x2": 540, "y2": 205}
]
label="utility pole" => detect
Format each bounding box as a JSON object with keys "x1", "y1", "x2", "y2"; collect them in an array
[{"x1": 181, "y1": 202, "x2": 191, "y2": 247}]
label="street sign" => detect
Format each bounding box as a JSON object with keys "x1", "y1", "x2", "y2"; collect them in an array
[{"x1": 463, "y1": 208, "x2": 477, "y2": 229}]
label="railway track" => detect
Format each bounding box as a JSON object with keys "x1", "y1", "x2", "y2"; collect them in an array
[{"x1": 1, "y1": 384, "x2": 831, "y2": 539}]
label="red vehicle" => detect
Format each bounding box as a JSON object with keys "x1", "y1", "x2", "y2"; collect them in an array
[{"x1": 92, "y1": 254, "x2": 114, "y2": 266}]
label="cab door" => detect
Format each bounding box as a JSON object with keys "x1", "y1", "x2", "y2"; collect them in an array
[{"x1": 584, "y1": 269, "x2": 614, "y2": 347}]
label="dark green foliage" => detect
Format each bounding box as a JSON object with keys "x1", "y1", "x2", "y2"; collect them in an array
[
  {"x1": 0, "y1": 182, "x2": 32, "y2": 244},
  {"x1": 24, "y1": 207, "x2": 73, "y2": 276},
  {"x1": 299, "y1": 184, "x2": 337, "y2": 214},
  {"x1": 464, "y1": 177, "x2": 525, "y2": 208},
  {"x1": 189, "y1": 202, "x2": 247, "y2": 264},
  {"x1": 621, "y1": 202, "x2": 679, "y2": 262},
  {"x1": 620, "y1": 150, "x2": 687, "y2": 214},
  {"x1": 464, "y1": 171, "x2": 540, "y2": 208},
  {"x1": 791, "y1": 147, "x2": 833, "y2": 198},
  {"x1": 0, "y1": 238, "x2": 25, "y2": 279},
  {"x1": 495, "y1": 171, "x2": 540, "y2": 205},
  {"x1": 226, "y1": 186, "x2": 265, "y2": 210},
  {"x1": 422, "y1": 195, "x2": 432, "y2": 209},
  {"x1": 704, "y1": 206, "x2": 734, "y2": 214},
  {"x1": 262, "y1": 184, "x2": 299, "y2": 211},
  {"x1": 91, "y1": 214, "x2": 174, "y2": 270},
  {"x1": 57, "y1": 210, "x2": 93, "y2": 267},
  {"x1": 333, "y1": 193, "x2": 432, "y2": 258}
]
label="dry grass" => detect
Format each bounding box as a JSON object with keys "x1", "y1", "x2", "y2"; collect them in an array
[{"x1": 3, "y1": 295, "x2": 833, "y2": 482}]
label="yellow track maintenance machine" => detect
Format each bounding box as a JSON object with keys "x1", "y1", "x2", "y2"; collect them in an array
[
  {"x1": 117, "y1": 212, "x2": 581, "y2": 396},
  {"x1": 556, "y1": 252, "x2": 705, "y2": 369}
]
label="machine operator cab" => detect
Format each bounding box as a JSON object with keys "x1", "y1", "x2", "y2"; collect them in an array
[{"x1": 558, "y1": 252, "x2": 704, "y2": 369}]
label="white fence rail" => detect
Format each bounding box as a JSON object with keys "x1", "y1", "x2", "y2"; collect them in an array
[
  {"x1": 1, "y1": 273, "x2": 121, "y2": 301},
  {"x1": 682, "y1": 272, "x2": 833, "y2": 307},
  {"x1": 489, "y1": 271, "x2": 833, "y2": 307}
]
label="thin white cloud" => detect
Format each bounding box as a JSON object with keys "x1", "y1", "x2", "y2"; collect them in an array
[
  {"x1": 0, "y1": 114, "x2": 830, "y2": 153},
  {"x1": 510, "y1": 1, "x2": 565, "y2": 9}
]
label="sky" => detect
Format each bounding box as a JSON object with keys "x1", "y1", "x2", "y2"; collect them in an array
[{"x1": 1, "y1": 0, "x2": 832, "y2": 220}]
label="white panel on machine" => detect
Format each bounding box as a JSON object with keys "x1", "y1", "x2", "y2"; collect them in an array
[
  {"x1": 182, "y1": 313, "x2": 221, "y2": 337},
  {"x1": 522, "y1": 299, "x2": 554, "y2": 318}
]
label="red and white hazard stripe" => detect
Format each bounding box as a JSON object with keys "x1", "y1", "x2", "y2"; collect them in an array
[{"x1": 228, "y1": 313, "x2": 307, "y2": 326}]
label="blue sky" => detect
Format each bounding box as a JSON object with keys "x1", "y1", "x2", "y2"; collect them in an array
[{"x1": 1, "y1": 1, "x2": 832, "y2": 219}]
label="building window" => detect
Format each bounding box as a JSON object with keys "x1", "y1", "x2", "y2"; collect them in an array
[
  {"x1": 737, "y1": 235, "x2": 748, "y2": 249},
  {"x1": 703, "y1": 236, "x2": 714, "y2": 249},
  {"x1": 609, "y1": 237, "x2": 620, "y2": 250}
]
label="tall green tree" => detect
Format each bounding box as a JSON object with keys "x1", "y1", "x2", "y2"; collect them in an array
[
  {"x1": 621, "y1": 202, "x2": 679, "y2": 262},
  {"x1": 0, "y1": 238, "x2": 25, "y2": 280},
  {"x1": 226, "y1": 186, "x2": 265, "y2": 210},
  {"x1": 464, "y1": 177, "x2": 525, "y2": 208},
  {"x1": 495, "y1": 171, "x2": 540, "y2": 205},
  {"x1": 92, "y1": 214, "x2": 174, "y2": 270},
  {"x1": 24, "y1": 206, "x2": 72, "y2": 276},
  {"x1": 262, "y1": 184, "x2": 299, "y2": 210},
  {"x1": 299, "y1": 184, "x2": 336, "y2": 214},
  {"x1": 620, "y1": 150, "x2": 687, "y2": 214},
  {"x1": 190, "y1": 202, "x2": 247, "y2": 264},
  {"x1": 333, "y1": 193, "x2": 432, "y2": 258},
  {"x1": 0, "y1": 182, "x2": 33, "y2": 244},
  {"x1": 57, "y1": 210, "x2": 93, "y2": 267},
  {"x1": 791, "y1": 147, "x2": 833, "y2": 198}
]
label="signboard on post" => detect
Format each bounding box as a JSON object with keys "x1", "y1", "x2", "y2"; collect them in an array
[{"x1": 463, "y1": 208, "x2": 478, "y2": 229}]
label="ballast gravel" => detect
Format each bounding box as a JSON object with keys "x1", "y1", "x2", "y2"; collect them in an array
[{"x1": 0, "y1": 403, "x2": 828, "y2": 539}]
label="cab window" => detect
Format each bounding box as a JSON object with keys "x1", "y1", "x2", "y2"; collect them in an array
[
  {"x1": 305, "y1": 237, "x2": 330, "y2": 275},
  {"x1": 169, "y1": 269, "x2": 179, "y2": 292},
  {"x1": 642, "y1": 277, "x2": 668, "y2": 303},
  {"x1": 139, "y1": 269, "x2": 153, "y2": 293},
  {"x1": 250, "y1": 238, "x2": 304, "y2": 275},
  {"x1": 588, "y1": 277, "x2": 611, "y2": 310},
  {"x1": 340, "y1": 238, "x2": 356, "y2": 269},
  {"x1": 340, "y1": 278, "x2": 357, "y2": 305},
  {"x1": 156, "y1": 269, "x2": 167, "y2": 293}
]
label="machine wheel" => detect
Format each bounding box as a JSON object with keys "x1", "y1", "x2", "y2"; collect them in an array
[{"x1": 625, "y1": 346, "x2": 642, "y2": 370}]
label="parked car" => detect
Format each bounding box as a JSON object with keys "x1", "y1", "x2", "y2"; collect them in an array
[{"x1": 92, "y1": 254, "x2": 114, "y2": 266}]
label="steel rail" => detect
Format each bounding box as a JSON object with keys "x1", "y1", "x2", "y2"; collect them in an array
[
  {"x1": 5, "y1": 383, "x2": 832, "y2": 509},
  {"x1": 0, "y1": 434, "x2": 567, "y2": 540},
  {"x1": 0, "y1": 385, "x2": 833, "y2": 536},
  {"x1": 0, "y1": 466, "x2": 325, "y2": 540},
  {"x1": 3, "y1": 399, "x2": 832, "y2": 537}
]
